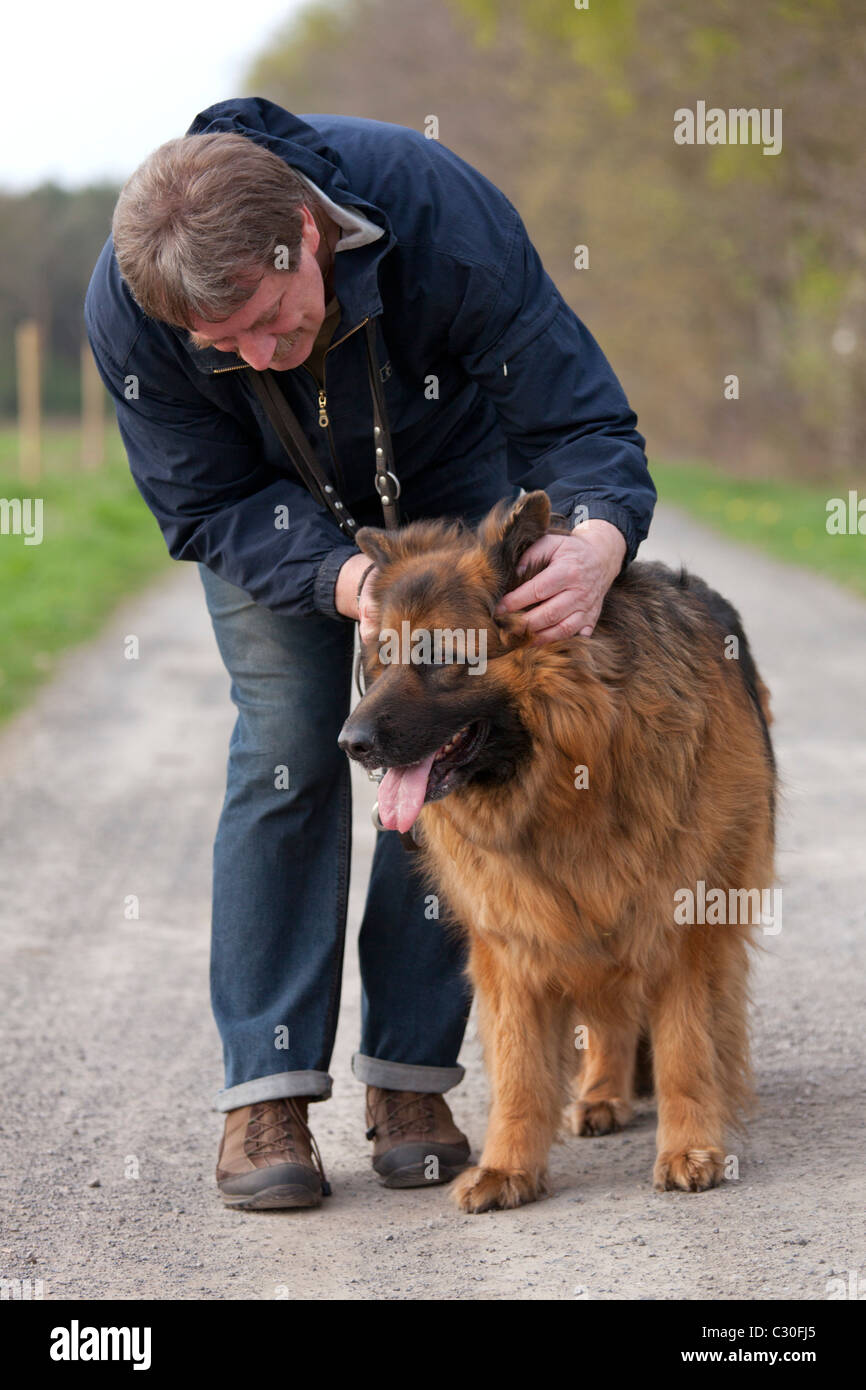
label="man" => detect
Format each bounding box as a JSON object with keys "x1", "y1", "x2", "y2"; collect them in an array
[{"x1": 85, "y1": 97, "x2": 655, "y2": 1210}]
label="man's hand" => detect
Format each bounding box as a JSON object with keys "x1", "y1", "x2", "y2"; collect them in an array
[
  {"x1": 335, "y1": 552, "x2": 380, "y2": 643},
  {"x1": 493, "y1": 518, "x2": 626, "y2": 643}
]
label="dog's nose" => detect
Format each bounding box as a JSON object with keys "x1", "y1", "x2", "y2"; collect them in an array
[{"x1": 338, "y1": 719, "x2": 378, "y2": 761}]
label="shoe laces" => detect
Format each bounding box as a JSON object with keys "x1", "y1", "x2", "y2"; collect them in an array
[
  {"x1": 366, "y1": 1090, "x2": 437, "y2": 1141},
  {"x1": 247, "y1": 1098, "x2": 331, "y2": 1196}
]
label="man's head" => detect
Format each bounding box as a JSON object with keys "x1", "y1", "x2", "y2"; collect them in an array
[{"x1": 111, "y1": 132, "x2": 333, "y2": 370}]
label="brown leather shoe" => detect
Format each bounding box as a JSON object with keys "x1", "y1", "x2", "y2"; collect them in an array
[
  {"x1": 365, "y1": 1087, "x2": 471, "y2": 1188},
  {"x1": 216, "y1": 1098, "x2": 331, "y2": 1209}
]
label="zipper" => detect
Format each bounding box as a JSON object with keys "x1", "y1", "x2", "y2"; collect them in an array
[
  {"x1": 302, "y1": 372, "x2": 343, "y2": 496},
  {"x1": 302, "y1": 315, "x2": 370, "y2": 501},
  {"x1": 325, "y1": 315, "x2": 369, "y2": 360},
  {"x1": 212, "y1": 315, "x2": 372, "y2": 502}
]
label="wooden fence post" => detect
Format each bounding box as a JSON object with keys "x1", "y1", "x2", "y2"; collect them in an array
[
  {"x1": 81, "y1": 341, "x2": 105, "y2": 469},
  {"x1": 16, "y1": 319, "x2": 41, "y2": 483}
]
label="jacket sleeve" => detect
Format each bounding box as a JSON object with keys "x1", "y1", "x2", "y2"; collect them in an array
[
  {"x1": 445, "y1": 210, "x2": 655, "y2": 562},
  {"x1": 84, "y1": 319, "x2": 360, "y2": 621}
]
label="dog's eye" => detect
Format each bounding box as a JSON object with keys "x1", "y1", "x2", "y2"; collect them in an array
[{"x1": 421, "y1": 662, "x2": 467, "y2": 690}]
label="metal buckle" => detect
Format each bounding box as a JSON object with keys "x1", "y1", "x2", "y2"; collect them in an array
[{"x1": 375, "y1": 469, "x2": 401, "y2": 501}]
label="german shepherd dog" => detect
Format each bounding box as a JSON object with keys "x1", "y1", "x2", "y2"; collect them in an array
[{"x1": 339, "y1": 491, "x2": 776, "y2": 1213}]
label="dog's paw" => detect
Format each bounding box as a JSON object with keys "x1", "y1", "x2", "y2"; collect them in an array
[
  {"x1": 565, "y1": 1098, "x2": 632, "y2": 1137},
  {"x1": 449, "y1": 1164, "x2": 547, "y2": 1213},
  {"x1": 653, "y1": 1147, "x2": 725, "y2": 1192}
]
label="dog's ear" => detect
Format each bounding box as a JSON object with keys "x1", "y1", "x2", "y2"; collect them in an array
[
  {"x1": 478, "y1": 490, "x2": 551, "y2": 591},
  {"x1": 354, "y1": 526, "x2": 400, "y2": 569}
]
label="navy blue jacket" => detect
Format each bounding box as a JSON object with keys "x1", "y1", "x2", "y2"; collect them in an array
[{"x1": 85, "y1": 98, "x2": 655, "y2": 620}]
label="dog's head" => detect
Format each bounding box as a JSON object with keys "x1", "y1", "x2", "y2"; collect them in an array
[{"x1": 337, "y1": 491, "x2": 563, "y2": 832}]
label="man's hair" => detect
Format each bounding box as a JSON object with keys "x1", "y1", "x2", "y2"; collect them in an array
[{"x1": 111, "y1": 132, "x2": 309, "y2": 328}]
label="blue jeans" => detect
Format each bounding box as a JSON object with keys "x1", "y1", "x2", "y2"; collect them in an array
[{"x1": 200, "y1": 450, "x2": 521, "y2": 1111}]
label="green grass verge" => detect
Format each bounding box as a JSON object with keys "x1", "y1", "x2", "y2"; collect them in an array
[
  {"x1": 0, "y1": 423, "x2": 172, "y2": 725},
  {"x1": 650, "y1": 460, "x2": 866, "y2": 599}
]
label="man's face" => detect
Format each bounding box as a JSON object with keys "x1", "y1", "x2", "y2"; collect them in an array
[{"x1": 187, "y1": 205, "x2": 328, "y2": 372}]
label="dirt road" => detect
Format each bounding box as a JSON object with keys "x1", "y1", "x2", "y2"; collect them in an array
[{"x1": 0, "y1": 505, "x2": 863, "y2": 1300}]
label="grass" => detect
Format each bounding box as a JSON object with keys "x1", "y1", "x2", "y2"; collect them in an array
[
  {"x1": 650, "y1": 459, "x2": 866, "y2": 599},
  {"x1": 0, "y1": 422, "x2": 172, "y2": 724}
]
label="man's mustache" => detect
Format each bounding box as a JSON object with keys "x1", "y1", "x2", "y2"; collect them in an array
[{"x1": 271, "y1": 330, "x2": 302, "y2": 361}]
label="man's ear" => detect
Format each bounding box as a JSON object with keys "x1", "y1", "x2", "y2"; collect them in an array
[
  {"x1": 354, "y1": 526, "x2": 398, "y2": 569},
  {"x1": 477, "y1": 490, "x2": 552, "y2": 593}
]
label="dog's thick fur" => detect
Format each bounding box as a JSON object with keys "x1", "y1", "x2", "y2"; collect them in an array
[{"x1": 344, "y1": 492, "x2": 776, "y2": 1212}]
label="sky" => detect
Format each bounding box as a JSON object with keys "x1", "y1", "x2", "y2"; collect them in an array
[{"x1": 2, "y1": 0, "x2": 310, "y2": 190}]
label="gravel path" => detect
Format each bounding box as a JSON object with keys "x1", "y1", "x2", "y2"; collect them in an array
[{"x1": 0, "y1": 505, "x2": 863, "y2": 1301}]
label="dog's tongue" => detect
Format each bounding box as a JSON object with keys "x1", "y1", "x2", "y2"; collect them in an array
[{"x1": 377, "y1": 752, "x2": 437, "y2": 833}]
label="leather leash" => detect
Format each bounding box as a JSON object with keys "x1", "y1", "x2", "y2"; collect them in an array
[
  {"x1": 248, "y1": 320, "x2": 419, "y2": 850},
  {"x1": 248, "y1": 319, "x2": 400, "y2": 545}
]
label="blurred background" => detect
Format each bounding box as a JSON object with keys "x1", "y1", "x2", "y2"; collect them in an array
[{"x1": 2, "y1": 0, "x2": 864, "y2": 723}]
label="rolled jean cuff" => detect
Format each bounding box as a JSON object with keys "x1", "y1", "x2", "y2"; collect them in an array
[
  {"x1": 352, "y1": 1053, "x2": 465, "y2": 1094},
  {"x1": 214, "y1": 1070, "x2": 333, "y2": 1113}
]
